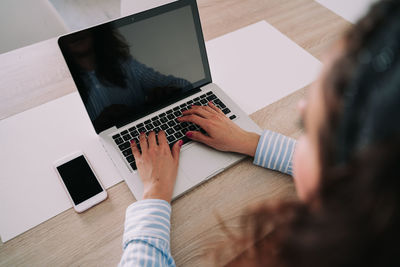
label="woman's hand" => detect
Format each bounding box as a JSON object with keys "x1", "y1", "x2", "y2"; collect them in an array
[
  {"x1": 178, "y1": 102, "x2": 260, "y2": 157},
  {"x1": 130, "y1": 131, "x2": 182, "y2": 203}
]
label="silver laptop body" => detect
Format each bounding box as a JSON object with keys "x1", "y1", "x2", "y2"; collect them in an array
[{"x1": 58, "y1": 0, "x2": 261, "y2": 200}]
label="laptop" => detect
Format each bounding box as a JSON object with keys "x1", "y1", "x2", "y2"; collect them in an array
[{"x1": 58, "y1": 0, "x2": 262, "y2": 200}]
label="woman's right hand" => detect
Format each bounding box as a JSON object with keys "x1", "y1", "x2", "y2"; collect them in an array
[{"x1": 178, "y1": 102, "x2": 260, "y2": 157}]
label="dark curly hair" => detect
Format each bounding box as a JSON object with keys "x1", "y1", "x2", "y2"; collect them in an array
[{"x1": 217, "y1": 1, "x2": 400, "y2": 266}]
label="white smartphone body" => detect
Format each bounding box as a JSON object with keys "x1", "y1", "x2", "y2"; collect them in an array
[{"x1": 54, "y1": 151, "x2": 107, "y2": 213}]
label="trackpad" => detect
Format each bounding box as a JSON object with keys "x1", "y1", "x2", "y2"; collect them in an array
[{"x1": 180, "y1": 144, "x2": 233, "y2": 183}]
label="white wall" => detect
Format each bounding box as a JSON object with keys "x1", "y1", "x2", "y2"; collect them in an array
[{"x1": 0, "y1": 0, "x2": 68, "y2": 54}]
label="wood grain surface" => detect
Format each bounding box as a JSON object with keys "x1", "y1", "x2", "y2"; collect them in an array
[{"x1": 0, "y1": 0, "x2": 349, "y2": 266}]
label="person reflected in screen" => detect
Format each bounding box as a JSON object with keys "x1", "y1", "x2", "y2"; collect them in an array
[
  {"x1": 118, "y1": 0, "x2": 400, "y2": 266},
  {"x1": 60, "y1": 25, "x2": 190, "y2": 132}
]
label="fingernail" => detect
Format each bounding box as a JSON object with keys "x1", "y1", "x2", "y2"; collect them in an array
[
  {"x1": 178, "y1": 140, "x2": 183, "y2": 146},
  {"x1": 130, "y1": 139, "x2": 135, "y2": 144},
  {"x1": 177, "y1": 117, "x2": 182, "y2": 120},
  {"x1": 186, "y1": 132, "x2": 193, "y2": 138}
]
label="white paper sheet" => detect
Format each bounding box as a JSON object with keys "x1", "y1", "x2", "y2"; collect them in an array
[
  {"x1": 0, "y1": 20, "x2": 321, "y2": 242},
  {"x1": 315, "y1": 0, "x2": 377, "y2": 24},
  {"x1": 206, "y1": 21, "x2": 321, "y2": 115},
  {"x1": 0, "y1": 93, "x2": 122, "y2": 242}
]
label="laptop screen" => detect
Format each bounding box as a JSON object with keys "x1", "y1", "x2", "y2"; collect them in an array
[{"x1": 58, "y1": 0, "x2": 211, "y2": 134}]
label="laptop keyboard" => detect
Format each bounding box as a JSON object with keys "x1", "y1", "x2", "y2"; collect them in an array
[{"x1": 111, "y1": 91, "x2": 237, "y2": 171}]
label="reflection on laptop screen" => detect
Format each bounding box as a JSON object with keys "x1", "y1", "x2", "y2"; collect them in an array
[{"x1": 59, "y1": 1, "x2": 210, "y2": 133}]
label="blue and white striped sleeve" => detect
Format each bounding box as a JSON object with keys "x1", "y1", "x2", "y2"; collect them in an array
[
  {"x1": 119, "y1": 199, "x2": 176, "y2": 267},
  {"x1": 253, "y1": 130, "x2": 297, "y2": 176}
]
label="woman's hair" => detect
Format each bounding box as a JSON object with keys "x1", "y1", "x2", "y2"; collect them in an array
[{"x1": 218, "y1": 1, "x2": 400, "y2": 266}]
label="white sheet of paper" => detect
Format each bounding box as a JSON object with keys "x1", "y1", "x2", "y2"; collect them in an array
[
  {"x1": 206, "y1": 21, "x2": 321, "y2": 115},
  {"x1": 0, "y1": 93, "x2": 122, "y2": 242},
  {"x1": 0, "y1": 20, "x2": 321, "y2": 242},
  {"x1": 315, "y1": 0, "x2": 377, "y2": 24}
]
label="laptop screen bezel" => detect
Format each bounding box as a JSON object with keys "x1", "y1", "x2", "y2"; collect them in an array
[{"x1": 58, "y1": 0, "x2": 212, "y2": 134}]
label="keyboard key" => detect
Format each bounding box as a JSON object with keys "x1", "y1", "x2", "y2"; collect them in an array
[
  {"x1": 219, "y1": 103, "x2": 226, "y2": 109},
  {"x1": 159, "y1": 112, "x2": 166, "y2": 117},
  {"x1": 144, "y1": 119, "x2": 151, "y2": 124},
  {"x1": 167, "y1": 114, "x2": 174, "y2": 120},
  {"x1": 173, "y1": 106, "x2": 180, "y2": 111},
  {"x1": 200, "y1": 99, "x2": 207, "y2": 105},
  {"x1": 181, "y1": 122, "x2": 188, "y2": 128},
  {"x1": 229, "y1": 115, "x2": 237, "y2": 120},
  {"x1": 137, "y1": 123, "x2": 144, "y2": 128},
  {"x1": 187, "y1": 100, "x2": 194, "y2": 105},
  {"x1": 151, "y1": 116, "x2": 159, "y2": 121},
  {"x1": 222, "y1": 108, "x2": 231, "y2": 114},
  {"x1": 133, "y1": 137, "x2": 140, "y2": 146},
  {"x1": 166, "y1": 110, "x2": 173, "y2": 114},
  {"x1": 206, "y1": 91, "x2": 213, "y2": 95},
  {"x1": 112, "y1": 134, "x2": 121, "y2": 140},
  {"x1": 126, "y1": 155, "x2": 135, "y2": 163},
  {"x1": 206, "y1": 94, "x2": 217, "y2": 101},
  {"x1": 123, "y1": 148, "x2": 132, "y2": 157},
  {"x1": 174, "y1": 111, "x2": 181, "y2": 117},
  {"x1": 166, "y1": 128, "x2": 175, "y2": 135},
  {"x1": 168, "y1": 121, "x2": 176, "y2": 127},
  {"x1": 118, "y1": 142, "x2": 130, "y2": 151},
  {"x1": 174, "y1": 132, "x2": 183, "y2": 139},
  {"x1": 189, "y1": 125, "x2": 196, "y2": 131},
  {"x1": 194, "y1": 97, "x2": 200, "y2": 101},
  {"x1": 114, "y1": 137, "x2": 124, "y2": 145},
  {"x1": 161, "y1": 124, "x2": 169, "y2": 130},
  {"x1": 122, "y1": 134, "x2": 131, "y2": 141},
  {"x1": 130, "y1": 162, "x2": 137, "y2": 170},
  {"x1": 121, "y1": 130, "x2": 128, "y2": 136},
  {"x1": 181, "y1": 128, "x2": 189, "y2": 135},
  {"x1": 153, "y1": 120, "x2": 161, "y2": 126},
  {"x1": 154, "y1": 127, "x2": 161, "y2": 133},
  {"x1": 145, "y1": 124, "x2": 154, "y2": 130},
  {"x1": 138, "y1": 127, "x2": 146, "y2": 133},
  {"x1": 174, "y1": 125, "x2": 182, "y2": 131},
  {"x1": 180, "y1": 103, "x2": 187, "y2": 108},
  {"x1": 160, "y1": 117, "x2": 168, "y2": 123},
  {"x1": 131, "y1": 130, "x2": 139, "y2": 137},
  {"x1": 200, "y1": 94, "x2": 207, "y2": 98},
  {"x1": 194, "y1": 101, "x2": 201, "y2": 106},
  {"x1": 182, "y1": 136, "x2": 190, "y2": 144},
  {"x1": 128, "y1": 126, "x2": 136, "y2": 131},
  {"x1": 167, "y1": 136, "x2": 175, "y2": 143}
]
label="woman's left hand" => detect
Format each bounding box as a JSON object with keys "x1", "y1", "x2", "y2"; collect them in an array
[{"x1": 130, "y1": 131, "x2": 182, "y2": 202}]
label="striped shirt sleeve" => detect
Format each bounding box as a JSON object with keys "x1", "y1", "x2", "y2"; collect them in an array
[
  {"x1": 253, "y1": 130, "x2": 297, "y2": 176},
  {"x1": 119, "y1": 199, "x2": 176, "y2": 267}
]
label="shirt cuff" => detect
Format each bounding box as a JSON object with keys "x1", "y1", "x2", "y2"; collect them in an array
[
  {"x1": 122, "y1": 199, "x2": 172, "y2": 250},
  {"x1": 253, "y1": 130, "x2": 296, "y2": 176}
]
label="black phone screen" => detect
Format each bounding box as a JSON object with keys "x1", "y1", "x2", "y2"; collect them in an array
[{"x1": 56, "y1": 155, "x2": 103, "y2": 205}]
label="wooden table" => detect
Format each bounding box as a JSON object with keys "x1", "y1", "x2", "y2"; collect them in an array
[{"x1": 0, "y1": 0, "x2": 349, "y2": 266}]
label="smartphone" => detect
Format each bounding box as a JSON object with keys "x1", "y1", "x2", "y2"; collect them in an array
[{"x1": 54, "y1": 152, "x2": 107, "y2": 213}]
